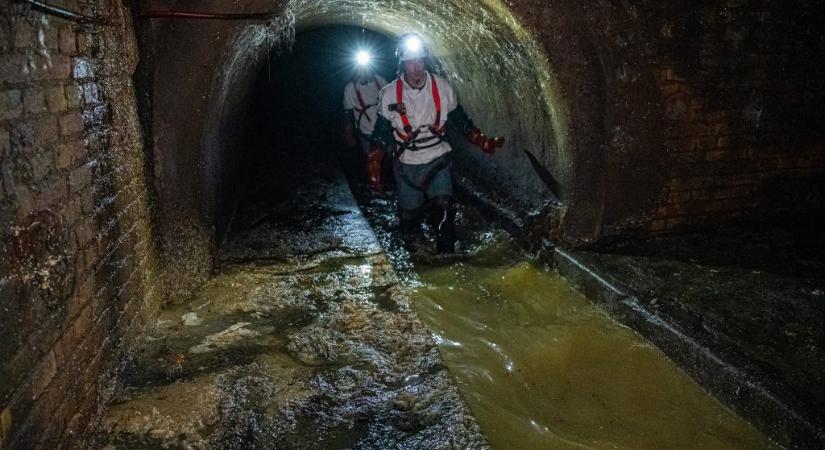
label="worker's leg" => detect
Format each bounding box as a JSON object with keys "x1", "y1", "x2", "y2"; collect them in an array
[
  {"x1": 425, "y1": 156, "x2": 456, "y2": 254},
  {"x1": 394, "y1": 160, "x2": 426, "y2": 247}
]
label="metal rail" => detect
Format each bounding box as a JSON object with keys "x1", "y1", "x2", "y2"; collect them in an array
[
  {"x1": 134, "y1": 10, "x2": 275, "y2": 21},
  {"x1": 16, "y1": 1, "x2": 274, "y2": 24},
  {"x1": 18, "y1": 0, "x2": 109, "y2": 25}
]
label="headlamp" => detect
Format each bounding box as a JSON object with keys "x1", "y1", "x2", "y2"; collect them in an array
[
  {"x1": 355, "y1": 50, "x2": 371, "y2": 66},
  {"x1": 403, "y1": 36, "x2": 422, "y2": 53}
]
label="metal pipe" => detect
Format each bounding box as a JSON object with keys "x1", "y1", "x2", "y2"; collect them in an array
[
  {"x1": 134, "y1": 10, "x2": 274, "y2": 21},
  {"x1": 19, "y1": 0, "x2": 109, "y2": 25}
]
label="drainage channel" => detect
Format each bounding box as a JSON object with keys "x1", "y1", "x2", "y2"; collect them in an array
[{"x1": 352, "y1": 184, "x2": 779, "y2": 450}]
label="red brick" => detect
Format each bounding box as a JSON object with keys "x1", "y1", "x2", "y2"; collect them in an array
[
  {"x1": 55, "y1": 141, "x2": 80, "y2": 170},
  {"x1": 31, "y1": 116, "x2": 60, "y2": 147},
  {"x1": 76, "y1": 32, "x2": 92, "y2": 55},
  {"x1": 0, "y1": 55, "x2": 33, "y2": 85},
  {"x1": 58, "y1": 27, "x2": 77, "y2": 55},
  {"x1": 46, "y1": 55, "x2": 73, "y2": 81},
  {"x1": 45, "y1": 86, "x2": 68, "y2": 113},
  {"x1": 64, "y1": 84, "x2": 83, "y2": 109},
  {"x1": 69, "y1": 162, "x2": 93, "y2": 194},
  {"x1": 0, "y1": 90, "x2": 23, "y2": 121},
  {"x1": 59, "y1": 112, "x2": 84, "y2": 136},
  {"x1": 13, "y1": 20, "x2": 35, "y2": 49},
  {"x1": 0, "y1": 127, "x2": 9, "y2": 159},
  {"x1": 29, "y1": 151, "x2": 54, "y2": 181},
  {"x1": 36, "y1": 178, "x2": 69, "y2": 210}
]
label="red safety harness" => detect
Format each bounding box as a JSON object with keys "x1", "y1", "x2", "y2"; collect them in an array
[
  {"x1": 394, "y1": 74, "x2": 447, "y2": 148},
  {"x1": 353, "y1": 77, "x2": 382, "y2": 127}
]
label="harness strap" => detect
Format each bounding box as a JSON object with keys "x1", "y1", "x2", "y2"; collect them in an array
[
  {"x1": 394, "y1": 74, "x2": 445, "y2": 142},
  {"x1": 353, "y1": 82, "x2": 376, "y2": 126},
  {"x1": 431, "y1": 73, "x2": 444, "y2": 135},
  {"x1": 396, "y1": 79, "x2": 413, "y2": 139}
]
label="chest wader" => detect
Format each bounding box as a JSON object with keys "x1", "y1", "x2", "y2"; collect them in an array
[{"x1": 393, "y1": 75, "x2": 456, "y2": 253}]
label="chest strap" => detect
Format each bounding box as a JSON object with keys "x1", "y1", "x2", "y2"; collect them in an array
[
  {"x1": 353, "y1": 78, "x2": 381, "y2": 126},
  {"x1": 395, "y1": 74, "x2": 446, "y2": 143}
]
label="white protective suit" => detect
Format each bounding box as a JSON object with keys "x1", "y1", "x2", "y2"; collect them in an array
[
  {"x1": 376, "y1": 72, "x2": 457, "y2": 165},
  {"x1": 343, "y1": 74, "x2": 388, "y2": 137}
]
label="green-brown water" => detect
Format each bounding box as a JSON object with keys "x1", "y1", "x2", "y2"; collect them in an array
[{"x1": 411, "y1": 238, "x2": 778, "y2": 450}]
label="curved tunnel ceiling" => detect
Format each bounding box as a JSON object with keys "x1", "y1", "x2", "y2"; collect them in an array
[{"x1": 205, "y1": 0, "x2": 572, "y2": 214}]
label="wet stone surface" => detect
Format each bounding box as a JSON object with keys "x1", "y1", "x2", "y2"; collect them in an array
[{"x1": 94, "y1": 164, "x2": 487, "y2": 449}]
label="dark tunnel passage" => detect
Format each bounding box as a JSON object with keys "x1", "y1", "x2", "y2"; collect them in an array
[
  {"x1": 221, "y1": 24, "x2": 557, "y2": 258},
  {"x1": 235, "y1": 27, "x2": 397, "y2": 221}
]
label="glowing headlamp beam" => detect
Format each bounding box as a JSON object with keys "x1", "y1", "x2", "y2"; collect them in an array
[
  {"x1": 355, "y1": 50, "x2": 371, "y2": 66},
  {"x1": 403, "y1": 36, "x2": 422, "y2": 53}
]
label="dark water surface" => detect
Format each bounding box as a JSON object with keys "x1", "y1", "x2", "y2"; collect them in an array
[{"x1": 409, "y1": 231, "x2": 778, "y2": 450}]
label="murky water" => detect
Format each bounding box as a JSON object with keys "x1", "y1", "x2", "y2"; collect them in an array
[{"x1": 410, "y1": 232, "x2": 778, "y2": 450}]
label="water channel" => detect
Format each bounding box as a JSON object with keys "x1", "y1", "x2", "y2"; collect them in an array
[
  {"x1": 358, "y1": 190, "x2": 778, "y2": 449},
  {"x1": 410, "y1": 231, "x2": 777, "y2": 449}
]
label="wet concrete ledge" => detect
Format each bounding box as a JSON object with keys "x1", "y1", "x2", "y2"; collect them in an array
[
  {"x1": 553, "y1": 247, "x2": 825, "y2": 449},
  {"x1": 95, "y1": 164, "x2": 489, "y2": 449}
]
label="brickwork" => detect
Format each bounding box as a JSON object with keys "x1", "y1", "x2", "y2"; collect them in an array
[
  {"x1": 0, "y1": 1, "x2": 159, "y2": 449},
  {"x1": 0, "y1": 2, "x2": 819, "y2": 445},
  {"x1": 639, "y1": 2, "x2": 825, "y2": 233}
]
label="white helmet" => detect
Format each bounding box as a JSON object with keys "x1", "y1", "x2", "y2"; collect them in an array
[{"x1": 396, "y1": 33, "x2": 428, "y2": 62}]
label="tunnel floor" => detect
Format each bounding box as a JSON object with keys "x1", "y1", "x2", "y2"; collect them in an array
[{"x1": 94, "y1": 158, "x2": 487, "y2": 449}]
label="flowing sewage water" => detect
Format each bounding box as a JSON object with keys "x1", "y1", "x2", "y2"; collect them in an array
[{"x1": 357, "y1": 190, "x2": 778, "y2": 449}]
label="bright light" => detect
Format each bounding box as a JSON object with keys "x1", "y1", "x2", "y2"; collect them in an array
[
  {"x1": 403, "y1": 35, "x2": 422, "y2": 53},
  {"x1": 355, "y1": 50, "x2": 371, "y2": 66}
]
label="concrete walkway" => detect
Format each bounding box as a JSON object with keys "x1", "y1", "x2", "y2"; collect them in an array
[
  {"x1": 95, "y1": 162, "x2": 487, "y2": 448},
  {"x1": 554, "y1": 224, "x2": 825, "y2": 449}
]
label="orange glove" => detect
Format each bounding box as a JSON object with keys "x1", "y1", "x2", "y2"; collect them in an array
[
  {"x1": 466, "y1": 128, "x2": 505, "y2": 154},
  {"x1": 366, "y1": 144, "x2": 384, "y2": 193}
]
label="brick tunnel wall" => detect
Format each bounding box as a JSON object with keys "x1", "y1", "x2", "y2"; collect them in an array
[
  {"x1": 644, "y1": 2, "x2": 825, "y2": 232},
  {"x1": 0, "y1": 1, "x2": 160, "y2": 448},
  {"x1": 512, "y1": 1, "x2": 825, "y2": 239}
]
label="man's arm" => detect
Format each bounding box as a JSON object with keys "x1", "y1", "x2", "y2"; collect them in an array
[
  {"x1": 447, "y1": 104, "x2": 504, "y2": 154},
  {"x1": 446, "y1": 104, "x2": 475, "y2": 135},
  {"x1": 370, "y1": 115, "x2": 395, "y2": 150}
]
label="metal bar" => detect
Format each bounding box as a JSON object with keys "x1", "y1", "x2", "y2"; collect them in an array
[
  {"x1": 20, "y1": 0, "x2": 109, "y2": 25},
  {"x1": 134, "y1": 10, "x2": 274, "y2": 21}
]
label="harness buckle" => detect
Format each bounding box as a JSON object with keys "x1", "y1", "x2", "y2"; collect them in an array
[{"x1": 388, "y1": 102, "x2": 407, "y2": 115}]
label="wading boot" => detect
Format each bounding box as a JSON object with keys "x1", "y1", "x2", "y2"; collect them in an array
[
  {"x1": 399, "y1": 210, "x2": 420, "y2": 250},
  {"x1": 435, "y1": 207, "x2": 457, "y2": 254}
]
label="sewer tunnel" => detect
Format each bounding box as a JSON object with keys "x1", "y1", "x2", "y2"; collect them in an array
[{"x1": 3, "y1": 0, "x2": 825, "y2": 448}]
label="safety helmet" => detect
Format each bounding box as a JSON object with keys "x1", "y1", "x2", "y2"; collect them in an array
[{"x1": 396, "y1": 33, "x2": 428, "y2": 62}]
